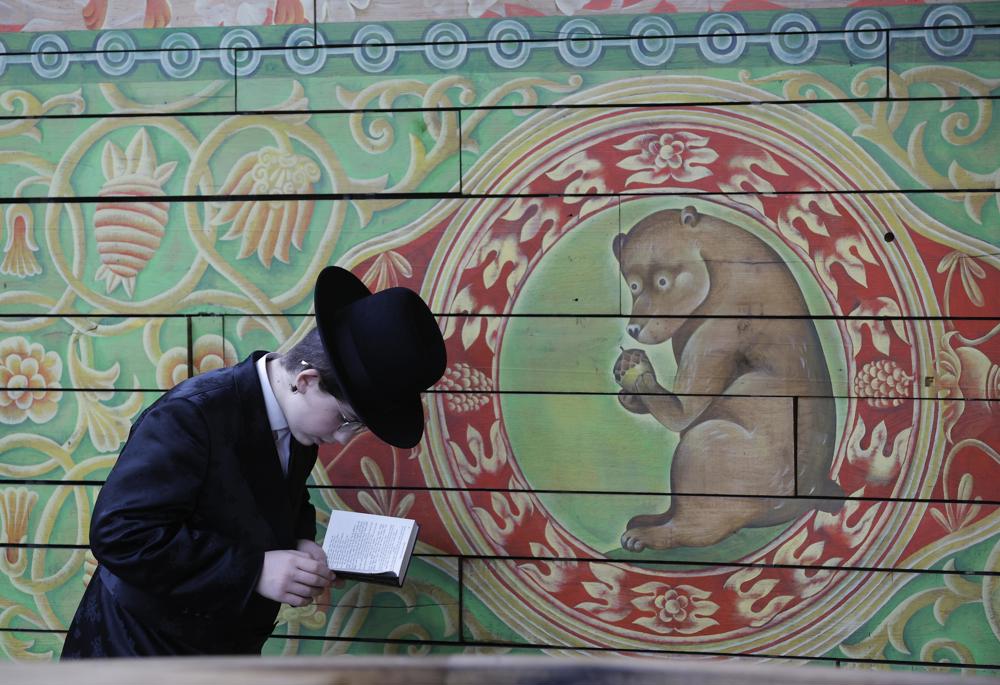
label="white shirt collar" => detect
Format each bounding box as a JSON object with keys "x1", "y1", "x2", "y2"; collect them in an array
[{"x1": 255, "y1": 353, "x2": 288, "y2": 433}]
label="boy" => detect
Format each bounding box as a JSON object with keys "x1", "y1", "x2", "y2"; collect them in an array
[{"x1": 62, "y1": 266, "x2": 447, "y2": 656}]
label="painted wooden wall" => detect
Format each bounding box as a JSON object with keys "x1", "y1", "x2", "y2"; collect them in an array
[{"x1": 0, "y1": 0, "x2": 998, "y2": 673}]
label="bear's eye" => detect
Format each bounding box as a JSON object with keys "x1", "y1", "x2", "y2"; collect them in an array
[
  {"x1": 657, "y1": 276, "x2": 670, "y2": 289},
  {"x1": 630, "y1": 281, "x2": 640, "y2": 293}
]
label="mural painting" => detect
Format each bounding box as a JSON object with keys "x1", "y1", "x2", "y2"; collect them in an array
[{"x1": 0, "y1": 0, "x2": 998, "y2": 672}]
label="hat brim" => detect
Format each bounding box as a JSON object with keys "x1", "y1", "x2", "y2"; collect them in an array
[{"x1": 314, "y1": 266, "x2": 427, "y2": 448}]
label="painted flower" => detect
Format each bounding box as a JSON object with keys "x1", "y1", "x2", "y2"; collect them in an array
[
  {"x1": 0, "y1": 487, "x2": 38, "y2": 568},
  {"x1": 94, "y1": 128, "x2": 177, "y2": 298},
  {"x1": 935, "y1": 330, "x2": 999, "y2": 440},
  {"x1": 0, "y1": 337, "x2": 62, "y2": 425},
  {"x1": 213, "y1": 146, "x2": 320, "y2": 268},
  {"x1": 616, "y1": 131, "x2": 718, "y2": 186},
  {"x1": 1, "y1": 205, "x2": 41, "y2": 278},
  {"x1": 156, "y1": 335, "x2": 238, "y2": 389},
  {"x1": 631, "y1": 582, "x2": 719, "y2": 634}
]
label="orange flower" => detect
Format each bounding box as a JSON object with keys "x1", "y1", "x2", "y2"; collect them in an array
[
  {"x1": 0, "y1": 337, "x2": 62, "y2": 425},
  {"x1": 1, "y1": 205, "x2": 41, "y2": 278},
  {"x1": 156, "y1": 335, "x2": 238, "y2": 389},
  {"x1": 213, "y1": 147, "x2": 320, "y2": 268}
]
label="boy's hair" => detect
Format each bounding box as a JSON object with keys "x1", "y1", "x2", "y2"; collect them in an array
[{"x1": 279, "y1": 328, "x2": 345, "y2": 398}]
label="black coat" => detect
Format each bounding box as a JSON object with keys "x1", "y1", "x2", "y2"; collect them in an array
[{"x1": 62, "y1": 352, "x2": 318, "y2": 657}]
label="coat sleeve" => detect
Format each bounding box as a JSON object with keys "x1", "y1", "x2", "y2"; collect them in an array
[
  {"x1": 294, "y1": 490, "x2": 317, "y2": 542},
  {"x1": 90, "y1": 396, "x2": 264, "y2": 616}
]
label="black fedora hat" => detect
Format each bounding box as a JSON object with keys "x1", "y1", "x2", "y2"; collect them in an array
[{"x1": 313, "y1": 266, "x2": 447, "y2": 448}]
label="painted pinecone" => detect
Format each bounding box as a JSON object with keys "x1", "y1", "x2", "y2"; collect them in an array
[
  {"x1": 854, "y1": 359, "x2": 913, "y2": 408},
  {"x1": 439, "y1": 363, "x2": 493, "y2": 414},
  {"x1": 614, "y1": 348, "x2": 647, "y2": 385}
]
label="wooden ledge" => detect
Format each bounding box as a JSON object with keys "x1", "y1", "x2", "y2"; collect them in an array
[{"x1": 0, "y1": 655, "x2": 993, "y2": 685}]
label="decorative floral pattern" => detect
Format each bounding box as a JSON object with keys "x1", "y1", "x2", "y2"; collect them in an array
[
  {"x1": 94, "y1": 128, "x2": 177, "y2": 298},
  {"x1": 854, "y1": 359, "x2": 914, "y2": 408},
  {"x1": 362, "y1": 250, "x2": 412, "y2": 291},
  {"x1": 615, "y1": 131, "x2": 718, "y2": 186},
  {"x1": 156, "y1": 335, "x2": 239, "y2": 389},
  {"x1": 437, "y1": 363, "x2": 493, "y2": 414},
  {"x1": 0, "y1": 487, "x2": 38, "y2": 567},
  {"x1": 213, "y1": 147, "x2": 321, "y2": 268},
  {"x1": 1, "y1": 205, "x2": 41, "y2": 278},
  {"x1": 631, "y1": 582, "x2": 719, "y2": 634},
  {"x1": 0, "y1": 338, "x2": 62, "y2": 425}
]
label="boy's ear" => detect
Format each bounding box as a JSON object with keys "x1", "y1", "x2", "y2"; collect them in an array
[{"x1": 295, "y1": 368, "x2": 322, "y2": 392}]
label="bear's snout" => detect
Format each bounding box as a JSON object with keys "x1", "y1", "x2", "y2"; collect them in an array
[{"x1": 627, "y1": 323, "x2": 643, "y2": 339}]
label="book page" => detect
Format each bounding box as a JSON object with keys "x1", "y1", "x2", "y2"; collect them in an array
[{"x1": 323, "y1": 514, "x2": 412, "y2": 575}]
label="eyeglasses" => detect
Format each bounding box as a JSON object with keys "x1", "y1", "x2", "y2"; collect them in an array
[
  {"x1": 301, "y1": 361, "x2": 367, "y2": 435},
  {"x1": 336, "y1": 411, "x2": 367, "y2": 436}
]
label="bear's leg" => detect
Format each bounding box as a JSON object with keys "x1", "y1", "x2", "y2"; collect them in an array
[{"x1": 621, "y1": 419, "x2": 773, "y2": 551}]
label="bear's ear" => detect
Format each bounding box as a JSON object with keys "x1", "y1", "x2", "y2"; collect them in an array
[
  {"x1": 681, "y1": 206, "x2": 699, "y2": 227},
  {"x1": 612, "y1": 232, "x2": 626, "y2": 261}
]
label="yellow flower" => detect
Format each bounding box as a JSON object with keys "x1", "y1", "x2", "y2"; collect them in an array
[
  {"x1": 156, "y1": 335, "x2": 238, "y2": 389},
  {"x1": 1, "y1": 205, "x2": 41, "y2": 278},
  {"x1": 0, "y1": 337, "x2": 62, "y2": 425},
  {"x1": 213, "y1": 147, "x2": 320, "y2": 268}
]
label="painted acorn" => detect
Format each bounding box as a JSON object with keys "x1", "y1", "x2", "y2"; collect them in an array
[{"x1": 94, "y1": 129, "x2": 177, "y2": 298}]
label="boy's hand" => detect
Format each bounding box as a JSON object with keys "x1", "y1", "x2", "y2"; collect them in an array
[
  {"x1": 295, "y1": 539, "x2": 326, "y2": 564},
  {"x1": 255, "y1": 549, "x2": 334, "y2": 606},
  {"x1": 296, "y1": 538, "x2": 345, "y2": 589}
]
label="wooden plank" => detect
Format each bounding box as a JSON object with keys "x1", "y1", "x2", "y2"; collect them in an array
[
  {"x1": 0, "y1": 555, "x2": 460, "y2": 648},
  {"x1": 3, "y1": 193, "x2": 998, "y2": 318},
  {"x1": 459, "y1": 558, "x2": 1000, "y2": 662},
  {"x1": 0, "y1": 111, "x2": 461, "y2": 203},
  {"x1": 437, "y1": 314, "x2": 850, "y2": 397},
  {"x1": 0, "y1": 652, "x2": 994, "y2": 682},
  {"x1": 461, "y1": 102, "x2": 1000, "y2": 196},
  {"x1": 0, "y1": 317, "x2": 213, "y2": 390},
  {"x1": 234, "y1": 25, "x2": 881, "y2": 114},
  {"x1": 890, "y1": 17, "x2": 1000, "y2": 79},
  {"x1": 5, "y1": 480, "x2": 996, "y2": 558}
]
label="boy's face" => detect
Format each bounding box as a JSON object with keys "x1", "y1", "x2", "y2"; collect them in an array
[{"x1": 285, "y1": 369, "x2": 366, "y2": 446}]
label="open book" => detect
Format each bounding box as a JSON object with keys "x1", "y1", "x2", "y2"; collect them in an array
[{"x1": 322, "y1": 510, "x2": 419, "y2": 587}]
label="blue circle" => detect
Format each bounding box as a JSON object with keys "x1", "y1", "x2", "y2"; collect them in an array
[
  {"x1": 30, "y1": 34, "x2": 70, "y2": 79},
  {"x1": 698, "y1": 14, "x2": 748, "y2": 64},
  {"x1": 487, "y1": 20, "x2": 531, "y2": 69},
  {"x1": 219, "y1": 28, "x2": 262, "y2": 77},
  {"x1": 629, "y1": 16, "x2": 676, "y2": 67},
  {"x1": 844, "y1": 9, "x2": 889, "y2": 60},
  {"x1": 160, "y1": 32, "x2": 201, "y2": 78},
  {"x1": 769, "y1": 13, "x2": 819, "y2": 65},
  {"x1": 424, "y1": 23, "x2": 469, "y2": 70},
  {"x1": 557, "y1": 18, "x2": 603, "y2": 68},
  {"x1": 95, "y1": 31, "x2": 137, "y2": 77},
  {"x1": 922, "y1": 6, "x2": 973, "y2": 57},
  {"x1": 285, "y1": 26, "x2": 327, "y2": 75},
  {"x1": 353, "y1": 24, "x2": 397, "y2": 73}
]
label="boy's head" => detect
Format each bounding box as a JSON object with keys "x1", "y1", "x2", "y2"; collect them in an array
[{"x1": 281, "y1": 267, "x2": 447, "y2": 449}]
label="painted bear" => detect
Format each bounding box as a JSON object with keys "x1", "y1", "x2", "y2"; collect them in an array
[{"x1": 613, "y1": 206, "x2": 843, "y2": 551}]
